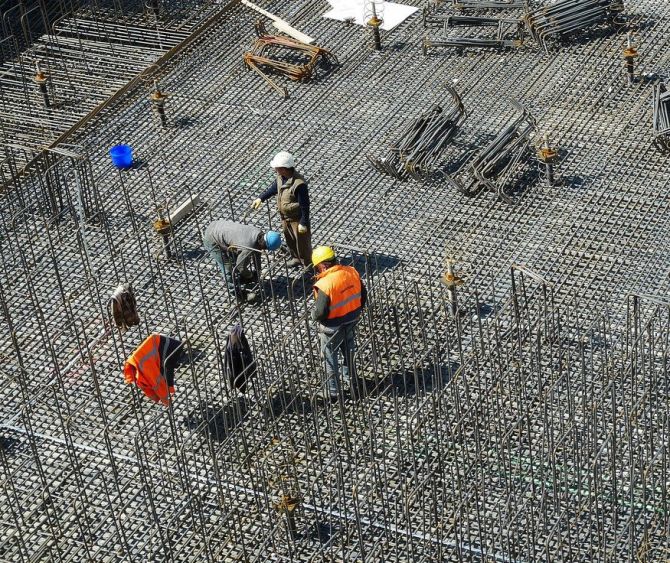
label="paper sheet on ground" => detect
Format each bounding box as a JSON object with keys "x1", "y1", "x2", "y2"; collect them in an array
[{"x1": 323, "y1": 0, "x2": 418, "y2": 31}]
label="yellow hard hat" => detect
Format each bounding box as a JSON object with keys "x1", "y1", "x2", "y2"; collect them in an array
[{"x1": 312, "y1": 246, "x2": 335, "y2": 266}]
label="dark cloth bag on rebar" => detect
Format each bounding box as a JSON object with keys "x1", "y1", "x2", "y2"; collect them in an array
[
  {"x1": 224, "y1": 325, "x2": 255, "y2": 393},
  {"x1": 160, "y1": 334, "x2": 183, "y2": 389},
  {"x1": 110, "y1": 283, "x2": 140, "y2": 329}
]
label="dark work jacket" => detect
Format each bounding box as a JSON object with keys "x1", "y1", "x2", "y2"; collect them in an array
[
  {"x1": 259, "y1": 173, "x2": 310, "y2": 228},
  {"x1": 224, "y1": 324, "x2": 256, "y2": 392}
]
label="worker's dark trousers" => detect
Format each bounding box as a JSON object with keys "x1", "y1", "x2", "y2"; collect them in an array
[{"x1": 282, "y1": 219, "x2": 312, "y2": 267}]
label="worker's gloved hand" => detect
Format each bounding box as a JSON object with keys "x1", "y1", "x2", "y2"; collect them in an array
[
  {"x1": 298, "y1": 224, "x2": 308, "y2": 234},
  {"x1": 252, "y1": 198, "x2": 262, "y2": 210}
]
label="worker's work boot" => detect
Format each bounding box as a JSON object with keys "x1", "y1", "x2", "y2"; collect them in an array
[
  {"x1": 245, "y1": 291, "x2": 257, "y2": 303},
  {"x1": 318, "y1": 387, "x2": 338, "y2": 402},
  {"x1": 235, "y1": 289, "x2": 257, "y2": 304},
  {"x1": 239, "y1": 270, "x2": 256, "y2": 284}
]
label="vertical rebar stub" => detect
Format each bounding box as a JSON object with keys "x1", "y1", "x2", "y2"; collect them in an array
[
  {"x1": 623, "y1": 32, "x2": 638, "y2": 85},
  {"x1": 153, "y1": 217, "x2": 172, "y2": 259},
  {"x1": 150, "y1": 80, "x2": 168, "y2": 127},
  {"x1": 33, "y1": 61, "x2": 50, "y2": 108},
  {"x1": 365, "y1": 0, "x2": 384, "y2": 50},
  {"x1": 441, "y1": 260, "x2": 464, "y2": 316},
  {"x1": 274, "y1": 493, "x2": 300, "y2": 540},
  {"x1": 537, "y1": 133, "x2": 559, "y2": 187}
]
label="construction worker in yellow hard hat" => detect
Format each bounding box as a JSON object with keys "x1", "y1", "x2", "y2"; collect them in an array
[
  {"x1": 311, "y1": 246, "x2": 367, "y2": 400},
  {"x1": 251, "y1": 151, "x2": 313, "y2": 269}
]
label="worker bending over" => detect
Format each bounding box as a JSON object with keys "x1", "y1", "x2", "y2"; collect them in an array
[
  {"x1": 252, "y1": 151, "x2": 312, "y2": 268},
  {"x1": 203, "y1": 219, "x2": 281, "y2": 303},
  {"x1": 311, "y1": 246, "x2": 367, "y2": 400}
]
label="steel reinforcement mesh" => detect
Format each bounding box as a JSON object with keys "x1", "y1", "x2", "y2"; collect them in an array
[{"x1": 1, "y1": 0, "x2": 670, "y2": 560}]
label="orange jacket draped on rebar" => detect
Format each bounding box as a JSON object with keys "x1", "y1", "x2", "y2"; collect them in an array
[{"x1": 123, "y1": 333, "x2": 182, "y2": 405}]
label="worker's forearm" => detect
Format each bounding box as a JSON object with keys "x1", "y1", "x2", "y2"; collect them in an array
[{"x1": 259, "y1": 181, "x2": 278, "y2": 202}]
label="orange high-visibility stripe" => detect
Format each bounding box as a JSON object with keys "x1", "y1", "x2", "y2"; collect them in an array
[{"x1": 313, "y1": 265, "x2": 363, "y2": 321}]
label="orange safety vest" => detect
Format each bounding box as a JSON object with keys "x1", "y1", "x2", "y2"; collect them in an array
[
  {"x1": 123, "y1": 334, "x2": 175, "y2": 406},
  {"x1": 313, "y1": 265, "x2": 363, "y2": 322}
]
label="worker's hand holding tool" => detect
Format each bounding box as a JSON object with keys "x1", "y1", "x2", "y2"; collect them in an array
[
  {"x1": 252, "y1": 198, "x2": 262, "y2": 210},
  {"x1": 298, "y1": 224, "x2": 308, "y2": 234}
]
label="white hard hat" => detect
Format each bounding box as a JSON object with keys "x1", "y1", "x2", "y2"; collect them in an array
[{"x1": 270, "y1": 151, "x2": 295, "y2": 169}]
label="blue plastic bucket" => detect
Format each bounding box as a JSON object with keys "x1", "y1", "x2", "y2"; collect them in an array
[{"x1": 109, "y1": 144, "x2": 133, "y2": 169}]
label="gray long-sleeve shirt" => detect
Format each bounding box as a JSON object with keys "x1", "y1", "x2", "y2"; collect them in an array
[{"x1": 203, "y1": 220, "x2": 262, "y2": 272}]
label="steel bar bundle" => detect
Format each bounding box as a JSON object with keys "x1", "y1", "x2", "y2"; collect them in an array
[
  {"x1": 525, "y1": 0, "x2": 624, "y2": 52},
  {"x1": 457, "y1": 99, "x2": 538, "y2": 203},
  {"x1": 452, "y1": 0, "x2": 525, "y2": 9},
  {"x1": 243, "y1": 28, "x2": 338, "y2": 98},
  {"x1": 652, "y1": 82, "x2": 670, "y2": 152},
  {"x1": 367, "y1": 85, "x2": 466, "y2": 180},
  {"x1": 423, "y1": 7, "x2": 524, "y2": 51}
]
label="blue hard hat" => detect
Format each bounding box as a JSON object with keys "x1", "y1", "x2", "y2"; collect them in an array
[{"x1": 264, "y1": 231, "x2": 281, "y2": 251}]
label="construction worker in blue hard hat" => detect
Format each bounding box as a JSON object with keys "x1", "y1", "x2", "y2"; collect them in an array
[
  {"x1": 311, "y1": 246, "x2": 367, "y2": 400},
  {"x1": 203, "y1": 219, "x2": 281, "y2": 303},
  {"x1": 251, "y1": 151, "x2": 313, "y2": 269}
]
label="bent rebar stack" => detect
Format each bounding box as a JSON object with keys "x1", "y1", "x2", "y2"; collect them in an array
[
  {"x1": 525, "y1": 0, "x2": 624, "y2": 52},
  {"x1": 653, "y1": 82, "x2": 670, "y2": 152},
  {"x1": 367, "y1": 85, "x2": 465, "y2": 180},
  {"x1": 422, "y1": 7, "x2": 525, "y2": 52},
  {"x1": 243, "y1": 26, "x2": 338, "y2": 98},
  {"x1": 452, "y1": 99, "x2": 538, "y2": 203}
]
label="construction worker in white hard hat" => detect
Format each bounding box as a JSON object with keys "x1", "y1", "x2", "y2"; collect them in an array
[
  {"x1": 311, "y1": 246, "x2": 367, "y2": 400},
  {"x1": 252, "y1": 151, "x2": 312, "y2": 269}
]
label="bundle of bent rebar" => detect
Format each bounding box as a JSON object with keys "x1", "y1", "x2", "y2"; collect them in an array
[
  {"x1": 442, "y1": 99, "x2": 539, "y2": 203},
  {"x1": 453, "y1": 0, "x2": 525, "y2": 9},
  {"x1": 525, "y1": 0, "x2": 624, "y2": 52},
  {"x1": 367, "y1": 85, "x2": 466, "y2": 180},
  {"x1": 653, "y1": 82, "x2": 670, "y2": 152},
  {"x1": 243, "y1": 27, "x2": 338, "y2": 98}
]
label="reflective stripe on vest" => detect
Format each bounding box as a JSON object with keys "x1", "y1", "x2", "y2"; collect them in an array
[{"x1": 313, "y1": 265, "x2": 363, "y2": 321}]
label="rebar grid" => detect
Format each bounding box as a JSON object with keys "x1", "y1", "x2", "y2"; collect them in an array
[
  {"x1": 1, "y1": 0, "x2": 670, "y2": 560},
  {"x1": 0, "y1": 0, "x2": 226, "y2": 172}
]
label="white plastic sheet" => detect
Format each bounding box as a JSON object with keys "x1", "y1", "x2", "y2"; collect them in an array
[{"x1": 322, "y1": 0, "x2": 418, "y2": 31}]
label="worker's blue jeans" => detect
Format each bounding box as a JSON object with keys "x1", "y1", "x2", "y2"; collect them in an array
[
  {"x1": 319, "y1": 322, "x2": 357, "y2": 396},
  {"x1": 204, "y1": 240, "x2": 237, "y2": 294}
]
